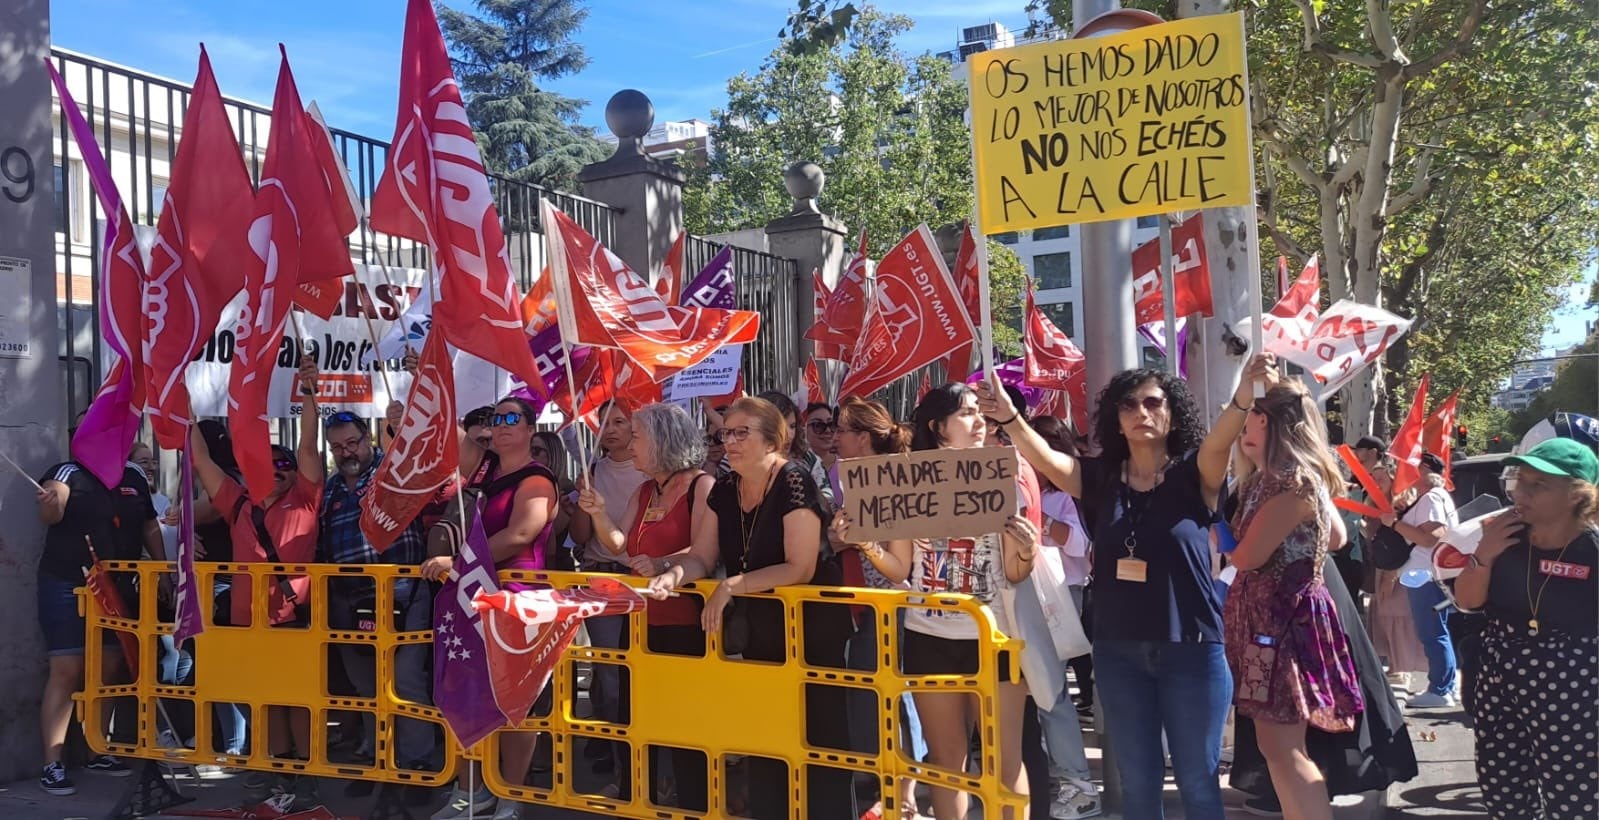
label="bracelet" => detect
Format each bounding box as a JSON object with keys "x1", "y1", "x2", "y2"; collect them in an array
[
  {"x1": 1227, "y1": 398, "x2": 1251, "y2": 414},
  {"x1": 994, "y1": 412, "x2": 1020, "y2": 427}
]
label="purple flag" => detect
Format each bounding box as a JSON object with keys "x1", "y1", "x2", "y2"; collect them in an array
[
  {"x1": 966, "y1": 357, "x2": 1046, "y2": 410},
  {"x1": 172, "y1": 447, "x2": 206, "y2": 645},
  {"x1": 680, "y1": 247, "x2": 734, "y2": 308},
  {"x1": 49, "y1": 61, "x2": 147, "y2": 489},
  {"x1": 511, "y1": 325, "x2": 592, "y2": 411},
  {"x1": 432, "y1": 495, "x2": 511, "y2": 748},
  {"x1": 1137, "y1": 318, "x2": 1189, "y2": 378}
]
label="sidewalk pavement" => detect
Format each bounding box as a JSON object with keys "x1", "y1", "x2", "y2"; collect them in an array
[{"x1": 0, "y1": 700, "x2": 1482, "y2": 819}]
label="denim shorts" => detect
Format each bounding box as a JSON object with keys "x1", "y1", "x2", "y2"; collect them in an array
[{"x1": 37, "y1": 572, "x2": 90, "y2": 656}]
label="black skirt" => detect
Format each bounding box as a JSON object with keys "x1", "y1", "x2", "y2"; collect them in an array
[{"x1": 1229, "y1": 556, "x2": 1419, "y2": 797}]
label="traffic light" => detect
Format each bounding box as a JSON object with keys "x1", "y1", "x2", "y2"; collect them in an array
[{"x1": 1456, "y1": 424, "x2": 1469, "y2": 448}]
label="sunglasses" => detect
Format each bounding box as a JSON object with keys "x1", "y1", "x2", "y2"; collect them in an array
[
  {"x1": 1118, "y1": 395, "x2": 1167, "y2": 414},
  {"x1": 807, "y1": 420, "x2": 837, "y2": 434},
  {"x1": 715, "y1": 426, "x2": 753, "y2": 445},
  {"x1": 490, "y1": 412, "x2": 525, "y2": 427},
  {"x1": 272, "y1": 458, "x2": 297, "y2": 472},
  {"x1": 703, "y1": 435, "x2": 722, "y2": 448},
  {"x1": 324, "y1": 410, "x2": 362, "y2": 427}
]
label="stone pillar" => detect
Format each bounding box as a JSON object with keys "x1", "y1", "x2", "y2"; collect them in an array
[
  {"x1": 0, "y1": 0, "x2": 64, "y2": 783},
  {"x1": 764, "y1": 161, "x2": 847, "y2": 360},
  {"x1": 577, "y1": 90, "x2": 684, "y2": 279}
]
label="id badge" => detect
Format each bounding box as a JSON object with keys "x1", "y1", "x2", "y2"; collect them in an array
[
  {"x1": 641, "y1": 507, "x2": 666, "y2": 523},
  {"x1": 1116, "y1": 557, "x2": 1148, "y2": 583}
]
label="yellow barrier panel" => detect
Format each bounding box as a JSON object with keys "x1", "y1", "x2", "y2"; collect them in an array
[{"x1": 80, "y1": 562, "x2": 1029, "y2": 818}]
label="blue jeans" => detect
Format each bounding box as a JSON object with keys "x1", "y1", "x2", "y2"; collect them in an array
[
  {"x1": 1039, "y1": 666, "x2": 1091, "y2": 782},
  {"x1": 1406, "y1": 582, "x2": 1457, "y2": 696},
  {"x1": 1094, "y1": 640, "x2": 1231, "y2": 820}
]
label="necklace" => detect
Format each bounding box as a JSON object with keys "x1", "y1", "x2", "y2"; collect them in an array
[
  {"x1": 735, "y1": 464, "x2": 780, "y2": 572},
  {"x1": 1526, "y1": 538, "x2": 1574, "y2": 635}
]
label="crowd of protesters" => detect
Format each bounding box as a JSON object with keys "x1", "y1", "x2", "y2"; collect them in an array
[{"x1": 30, "y1": 351, "x2": 1598, "y2": 820}]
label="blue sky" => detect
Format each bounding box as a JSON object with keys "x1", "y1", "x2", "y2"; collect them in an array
[{"x1": 52, "y1": 0, "x2": 1597, "y2": 352}]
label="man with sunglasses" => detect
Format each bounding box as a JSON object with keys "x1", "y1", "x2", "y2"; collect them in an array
[{"x1": 304, "y1": 359, "x2": 437, "y2": 793}]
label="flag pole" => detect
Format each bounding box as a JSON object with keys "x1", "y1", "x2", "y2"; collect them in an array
[
  {"x1": 1237, "y1": 11, "x2": 1265, "y2": 397},
  {"x1": 1158, "y1": 214, "x2": 1180, "y2": 379},
  {"x1": 539, "y1": 199, "x2": 593, "y2": 484},
  {"x1": 358, "y1": 304, "x2": 396, "y2": 402},
  {"x1": 0, "y1": 450, "x2": 46, "y2": 493}
]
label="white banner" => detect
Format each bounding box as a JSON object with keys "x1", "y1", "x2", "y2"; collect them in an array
[
  {"x1": 666, "y1": 346, "x2": 742, "y2": 401},
  {"x1": 1268, "y1": 299, "x2": 1412, "y2": 397}
]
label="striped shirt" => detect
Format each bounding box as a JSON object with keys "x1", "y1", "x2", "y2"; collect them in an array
[{"x1": 318, "y1": 448, "x2": 426, "y2": 566}]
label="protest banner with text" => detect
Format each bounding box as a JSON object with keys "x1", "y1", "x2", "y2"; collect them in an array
[
  {"x1": 969, "y1": 13, "x2": 1252, "y2": 232},
  {"x1": 840, "y1": 447, "x2": 1019, "y2": 544}
]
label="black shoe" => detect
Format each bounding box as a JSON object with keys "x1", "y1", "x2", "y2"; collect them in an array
[
  {"x1": 39, "y1": 762, "x2": 76, "y2": 795},
  {"x1": 86, "y1": 755, "x2": 133, "y2": 777},
  {"x1": 1242, "y1": 794, "x2": 1284, "y2": 817}
]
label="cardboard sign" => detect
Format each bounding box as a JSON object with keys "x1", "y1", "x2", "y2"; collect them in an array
[
  {"x1": 667, "y1": 345, "x2": 743, "y2": 400},
  {"x1": 968, "y1": 13, "x2": 1253, "y2": 231},
  {"x1": 839, "y1": 447, "x2": 1019, "y2": 543}
]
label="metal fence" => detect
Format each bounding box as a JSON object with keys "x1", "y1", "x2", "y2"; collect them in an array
[
  {"x1": 685, "y1": 234, "x2": 803, "y2": 397},
  {"x1": 48, "y1": 48, "x2": 619, "y2": 433}
]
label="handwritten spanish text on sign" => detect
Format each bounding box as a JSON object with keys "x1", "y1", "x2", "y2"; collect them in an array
[
  {"x1": 969, "y1": 13, "x2": 1252, "y2": 232},
  {"x1": 840, "y1": 447, "x2": 1019, "y2": 544}
]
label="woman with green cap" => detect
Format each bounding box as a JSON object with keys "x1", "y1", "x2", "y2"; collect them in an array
[{"x1": 1454, "y1": 438, "x2": 1598, "y2": 818}]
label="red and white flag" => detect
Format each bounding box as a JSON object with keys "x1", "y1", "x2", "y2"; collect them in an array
[
  {"x1": 941, "y1": 221, "x2": 981, "y2": 383},
  {"x1": 371, "y1": 0, "x2": 542, "y2": 389},
  {"x1": 47, "y1": 62, "x2": 147, "y2": 489},
  {"x1": 916, "y1": 369, "x2": 933, "y2": 404},
  {"x1": 1389, "y1": 374, "x2": 1431, "y2": 499},
  {"x1": 473, "y1": 578, "x2": 644, "y2": 724},
  {"x1": 1422, "y1": 389, "x2": 1461, "y2": 491},
  {"x1": 808, "y1": 268, "x2": 847, "y2": 361},
  {"x1": 1131, "y1": 214, "x2": 1212, "y2": 325},
  {"x1": 228, "y1": 48, "x2": 354, "y2": 503},
  {"x1": 808, "y1": 231, "x2": 869, "y2": 357},
  {"x1": 1255, "y1": 255, "x2": 1321, "y2": 349},
  {"x1": 654, "y1": 232, "x2": 687, "y2": 304},
  {"x1": 361, "y1": 328, "x2": 458, "y2": 550},
  {"x1": 804, "y1": 357, "x2": 826, "y2": 406},
  {"x1": 840, "y1": 226, "x2": 974, "y2": 399},
  {"x1": 143, "y1": 46, "x2": 253, "y2": 449},
  {"x1": 1022, "y1": 290, "x2": 1089, "y2": 425},
  {"x1": 1275, "y1": 299, "x2": 1412, "y2": 398},
  {"x1": 542, "y1": 200, "x2": 760, "y2": 381},
  {"x1": 294, "y1": 100, "x2": 363, "y2": 318}
]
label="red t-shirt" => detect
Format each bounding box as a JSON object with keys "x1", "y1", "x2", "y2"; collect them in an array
[
  {"x1": 625, "y1": 478, "x2": 703, "y2": 627},
  {"x1": 216, "y1": 475, "x2": 322, "y2": 626}
]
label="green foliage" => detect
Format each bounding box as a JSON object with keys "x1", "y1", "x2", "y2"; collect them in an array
[
  {"x1": 779, "y1": 0, "x2": 860, "y2": 56},
  {"x1": 437, "y1": 0, "x2": 610, "y2": 189},
  {"x1": 987, "y1": 240, "x2": 1027, "y2": 358},
  {"x1": 1511, "y1": 334, "x2": 1599, "y2": 436}
]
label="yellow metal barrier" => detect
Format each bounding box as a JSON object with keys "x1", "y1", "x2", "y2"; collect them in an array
[{"x1": 80, "y1": 561, "x2": 1029, "y2": 818}]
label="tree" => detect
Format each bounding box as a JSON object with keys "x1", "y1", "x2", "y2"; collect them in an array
[
  {"x1": 1034, "y1": 0, "x2": 1599, "y2": 438},
  {"x1": 1511, "y1": 333, "x2": 1599, "y2": 436},
  {"x1": 438, "y1": 0, "x2": 610, "y2": 190}
]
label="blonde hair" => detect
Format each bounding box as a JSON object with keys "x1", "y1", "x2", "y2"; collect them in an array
[
  {"x1": 1239, "y1": 380, "x2": 1345, "y2": 497},
  {"x1": 725, "y1": 396, "x2": 791, "y2": 454},
  {"x1": 1572, "y1": 479, "x2": 1597, "y2": 524}
]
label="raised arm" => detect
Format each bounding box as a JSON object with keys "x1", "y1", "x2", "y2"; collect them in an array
[
  {"x1": 188, "y1": 422, "x2": 228, "y2": 501},
  {"x1": 295, "y1": 356, "x2": 325, "y2": 485},
  {"x1": 1199, "y1": 354, "x2": 1278, "y2": 510},
  {"x1": 976, "y1": 374, "x2": 1083, "y2": 497}
]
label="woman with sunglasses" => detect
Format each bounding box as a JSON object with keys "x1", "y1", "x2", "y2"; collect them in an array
[
  {"x1": 805, "y1": 402, "x2": 840, "y2": 497},
  {"x1": 640, "y1": 396, "x2": 851, "y2": 819},
  {"x1": 578, "y1": 402, "x2": 713, "y2": 809},
  {"x1": 1453, "y1": 439, "x2": 1598, "y2": 818},
  {"x1": 977, "y1": 356, "x2": 1279, "y2": 820},
  {"x1": 895, "y1": 383, "x2": 1040, "y2": 820},
  {"x1": 421, "y1": 397, "x2": 559, "y2": 819}
]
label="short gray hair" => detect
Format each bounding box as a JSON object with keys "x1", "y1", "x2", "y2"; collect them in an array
[{"x1": 632, "y1": 403, "x2": 706, "y2": 474}]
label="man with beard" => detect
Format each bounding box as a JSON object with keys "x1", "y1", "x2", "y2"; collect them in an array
[{"x1": 303, "y1": 358, "x2": 434, "y2": 797}]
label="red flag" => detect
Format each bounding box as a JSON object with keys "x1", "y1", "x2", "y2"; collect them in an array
[
  {"x1": 941, "y1": 222, "x2": 981, "y2": 383},
  {"x1": 292, "y1": 100, "x2": 362, "y2": 316},
  {"x1": 144, "y1": 46, "x2": 253, "y2": 449},
  {"x1": 542, "y1": 200, "x2": 760, "y2": 381},
  {"x1": 1022, "y1": 290, "x2": 1089, "y2": 424},
  {"x1": 361, "y1": 328, "x2": 458, "y2": 550},
  {"x1": 1421, "y1": 390, "x2": 1461, "y2": 491},
  {"x1": 804, "y1": 357, "x2": 826, "y2": 406},
  {"x1": 228, "y1": 49, "x2": 352, "y2": 503},
  {"x1": 371, "y1": 0, "x2": 541, "y2": 388},
  {"x1": 83, "y1": 541, "x2": 139, "y2": 676},
  {"x1": 916, "y1": 370, "x2": 933, "y2": 404},
  {"x1": 1389, "y1": 374, "x2": 1431, "y2": 500},
  {"x1": 473, "y1": 578, "x2": 643, "y2": 725},
  {"x1": 48, "y1": 62, "x2": 148, "y2": 489},
  {"x1": 807, "y1": 268, "x2": 847, "y2": 361},
  {"x1": 1271, "y1": 254, "x2": 1321, "y2": 319},
  {"x1": 808, "y1": 231, "x2": 869, "y2": 356},
  {"x1": 1276, "y1": 256, "x2": 1291, "y2": 300},
  {"x1": 1131, "y1": 214, "x2": 1212, "y2": 325},
  {"x1": 655, "y1": 232, "x2": 687, "y2": 304},
  {"x1": 840, "y1": 226, "x2": 975, "y2": 399}
]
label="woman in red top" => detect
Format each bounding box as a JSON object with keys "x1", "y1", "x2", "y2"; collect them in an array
[{"x1": 579, "y1": 401, "x2": 712, "y2": 810}]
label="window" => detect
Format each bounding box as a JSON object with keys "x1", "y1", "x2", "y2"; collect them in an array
[
  {"x1": 1032, "y1": 225, "x2": 1071, "y2": 241},
  {"x1": 1033, "y1": 252, "x2": 1072, "y2": 290},
  {"x1": 1136, "y1": 215, "x2": 1160, "y2": 229},
  {"x1": 53, "y1": 164, "x2": 66, "y2": 233},
  {"x1": 1040, "y1": 302, "x2": 1075, "y2": 338},
  {"x1": 57, "y1": 159, "x2": 89, "y2": 243},
  {"x1": 1141, "y1": 345, "x2": 1166, "y2": 369},
  {"x1": 992, "y1": 232, "x2": 1019, "y2": 245},
  {"x1": 149, "y1": 179, "x2": 169, "y2": 221}
]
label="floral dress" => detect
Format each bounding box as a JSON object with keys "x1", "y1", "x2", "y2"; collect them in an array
[{"x1": 1225, "y1": 470, "x2": 1365, "y2": 731}]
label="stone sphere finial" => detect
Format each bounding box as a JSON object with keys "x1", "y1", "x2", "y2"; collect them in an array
[
  {"x1": 605, "y1": 90, "x2": 655, "y2": 157},
  {"x1": 784, "y1": 161, "x2": 825, "y2": 215}
]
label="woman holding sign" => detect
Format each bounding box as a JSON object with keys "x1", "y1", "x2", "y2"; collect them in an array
[
  {"x1": 1452, "y1": 439, "x2": 1598, "y2": 819},
  {"x1": 900, "y1": 383, "x2": 1041, "y2": 820},
  {"x1": 977, "y1": 356, "x2": 1279, "y2": 820}
]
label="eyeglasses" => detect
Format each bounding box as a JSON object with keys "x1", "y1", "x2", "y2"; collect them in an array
[
  {"x1": 272, "y1": 458, "x2": 297, "y2": 472},
  {"x1": 1117, "y1": 395, "x2": 1167, "y2": 414},
  {"x1": 715, "y1": 426, "x2": 753, "y2": 445},
  {"x1": 490, "y1": 412, "x2": 525, "y2": 427},
  {"x1": 703, "y1": 435, "x2": 721, "y2": 448},
  {"x1": 807, "y1": 420, "x2": 837, "y2": 434}
]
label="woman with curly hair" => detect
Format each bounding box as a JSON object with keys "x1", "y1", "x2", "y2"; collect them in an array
[{"x1": 977, "y1": 355, "x2": 1279, "y2": 820}]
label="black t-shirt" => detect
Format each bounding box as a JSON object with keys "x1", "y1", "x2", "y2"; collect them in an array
[
  {"x1": 1486, "y1": 528, "x2": 1599, "y2": 638},
  {"x1": 1080, "y1": 450, "x2": 1225, "y2": 644},
  {"x1": 37, "y1": 461, "x2": 157, "y2": 583},
  {"x1": 709, "y1": 460, "x2": 831, "y2": 581}
]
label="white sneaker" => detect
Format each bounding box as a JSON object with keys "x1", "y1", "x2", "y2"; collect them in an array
[
  {"x1": 1049, "y1": 778, "x2": 1102, "y2": 819},
  {"x1": 1407, "y1": 691, "x2": 1454, "y2": 708}
]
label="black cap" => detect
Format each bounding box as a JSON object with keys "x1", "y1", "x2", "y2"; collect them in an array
[
  {"x1": 1419, "y1": 451, "x2": 1446, "y2": 472},
  {"x1": 1354, "y1": 435, "x2": 1386, "y2": 452}
]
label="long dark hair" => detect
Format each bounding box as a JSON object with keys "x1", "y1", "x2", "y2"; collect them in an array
[
  {"x1": 911, "y1": 383, "x2": 975, "y2": 452},
  {"x1": 1091, "y1": 368, "x2": 1204, "y2": 464}
]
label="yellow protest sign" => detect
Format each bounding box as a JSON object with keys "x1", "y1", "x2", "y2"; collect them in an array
[{"x1": 969, "y1": 13, "x2": 1253, "y2": 232}]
